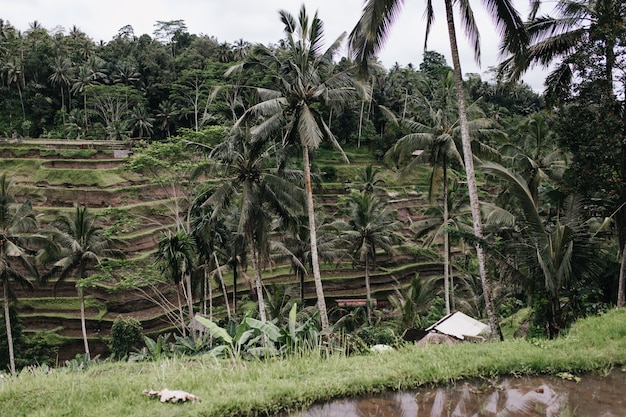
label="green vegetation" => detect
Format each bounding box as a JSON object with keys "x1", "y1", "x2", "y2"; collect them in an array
[
  {"x1": 1, "y1": 309, "x2": 624, "y2": 417},
  {"x1": 1, "y1": 2, "x2": 626, "y2": 402}
]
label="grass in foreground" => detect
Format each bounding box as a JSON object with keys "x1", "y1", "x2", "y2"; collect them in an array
[{"x1": 1, "y1": 308, "x2": 625, "y2": 417}]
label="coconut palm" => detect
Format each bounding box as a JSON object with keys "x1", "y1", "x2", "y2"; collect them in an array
[
  {"x1": 338, "y1": 191, "x2": 403, "y2": 323},
  {"x1": 226, "y1": 5, "x2": 362, "y2": 329},
  {"x1": 43, "y1": 205, "x2": 125, "y2": 360},
  {"x1": 482, "y1": 162, "x2": 602, "y2": 338},
  {"x1": 500, "y1": 0, "x2": 625, "y2": 101},
  {"x1": 274, "y1": 212, "x2": 347, "y2": 305},
  {"x1": 49, "y1": 56, "x2": 73, "y2": 122},
  {"x1": 194, "y1": 129, "x2": 305, "y2": 323},
  {"x1": 412, "y1": 180, "x2": 474, "y2": 313},
  {"x1": 386, "y1": 70, "x2": 503, "y2": 315},
  {"x1": 500, "y1": 112, "x2": 569, "y2": 206},
  {"x1": 0, "y1": 175, "x2": 39, "y2": 374},
  {"x1": 349, "y1": 0, "x2": 526, "y2": 339}
]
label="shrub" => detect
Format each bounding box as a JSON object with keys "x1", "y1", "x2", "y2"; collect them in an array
[{"x1": 109, "y1": 316, "x2": 143, "y2": 359}]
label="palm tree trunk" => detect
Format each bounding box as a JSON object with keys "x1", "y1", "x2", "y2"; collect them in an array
[
  {"x1": 213, "y1": 252, "x2": 231, "y2": 319},
  {"x1": 232, "y1": 261, "x2": 238, "y2": 315},
  {"x1": 250, "y1": 242, "x2": 267, "y2": 323},
  {"x1": 358, "y1": 101, "x2": 365, "y2": 148},
  {"x1": 184, "y1": 272, "x2": 195, "y2": 340},
  {"x1": 302, "y1": 143, "x2": 329, "y2": 330},
  {"x1": 443, "y1": 162, "x2": 451, "y2": 315},
  {"x1": 176, "y1": 284, "x2": 186, "y2": 337},
  {"x1": 3, "y1": 280, "x2": 16, "y2": 375},
  {"x1": 618, "y1": 243, "x2": 626, "y2": 307},
  {"x1": 365, "y1": 255, "x2": 372, "y2": 324},
  {"x1": 299, "y1": 268, "x2": 306, "y2": 305},
  {"x1": 444, "y1": 0, "x2": 502, "y2": 340},
  {"x1": 78, "y1": 286, "x2": 91, "y2": 360}
]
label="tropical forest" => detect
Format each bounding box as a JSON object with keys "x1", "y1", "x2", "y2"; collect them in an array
[{"x1": 1, "y1": 1, "x2": 626, "y2": 416}]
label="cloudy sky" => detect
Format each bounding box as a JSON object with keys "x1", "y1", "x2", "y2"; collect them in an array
[{"x1": 3, "y1": 0, "x2": 547, "y2": 90}]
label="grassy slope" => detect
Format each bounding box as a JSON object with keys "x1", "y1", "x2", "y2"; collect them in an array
[{"x1": 1, "y1": 308, "x2": 625, "y2": 417}]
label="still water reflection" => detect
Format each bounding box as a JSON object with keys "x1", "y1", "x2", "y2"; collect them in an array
[{"x1": 289, "y1": 369, "x2": 625, "y2": 417}]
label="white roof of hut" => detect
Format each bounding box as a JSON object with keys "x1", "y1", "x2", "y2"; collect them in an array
[{"x1": 426, "y1": 311, "x2": 490, "y2": 340}]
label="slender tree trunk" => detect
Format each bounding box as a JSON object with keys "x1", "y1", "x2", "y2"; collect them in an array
[
  {"x1": 618, "y1": 243, "x2": 626, "y2": 307},
  {"x1": 302, "y1": 142, "x2": 329, "y2": 330},
  {"x1": 358, "y1": 101, "x2": 365, "y2": 148},
  {"x1": 214, "y1": 252, "x2": 231, "y2": 319},
  {"x1": 444, "y1": 0, "x2": 502, "y2": 340},
  {"x1": 232, "y1": 262, "x2": 238, "y2": 315},
  {"x1": 250, "y1": 243, "x2": 267, "y2": 323},
  {"x1": 443, "y1": 162, "x2": 451, "y2": 315},
  {"x1": 176, "y1": 284, "x2": 186, "y2": 337},
  {"x1": 208, "y1": 270, "x2": 213, "y2": 322},
  {"x1": 365, "y1": 255, "x2": 372, "y2": 324},
  {"x1": 3, "y1": 280, "x2": 16, "y2": 375},
  {"x1": 78, "y1": 286, "x2": 91, "y2": 360},
  {"x1": 299, "y1": 268, "x2": 306, "y2": 306},
  {"x1": 184, "y1": 272, "x2": 196, "y2": 340}
]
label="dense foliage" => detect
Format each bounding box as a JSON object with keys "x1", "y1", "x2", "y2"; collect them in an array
[{"x1": 2, "y1": 0, "x2": 626, "y2": 374}]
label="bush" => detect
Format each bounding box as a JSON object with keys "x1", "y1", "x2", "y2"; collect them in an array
[
  {"x1": 355, "y1": 325, "x2": 397, "y2": 346},
  {"x1": 109, "y1": 316, "x2": 143, "y2": 359}
]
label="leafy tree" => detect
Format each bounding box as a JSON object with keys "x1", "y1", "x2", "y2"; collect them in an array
[
  {"x1": 483, "y1": 162, "x2": 602, "y2": 337},
  {"x1": 155, "y1": 230, "x2": 196, "y2": 337},
  {"x1": 500, "y1": 0, "x2": 626, "y2": 103},
  {"x1": 387, "y1": 69, "x2": 503, "y2": 314},
  {"x1": 109, "y1": 316, "x2": 143, "y2": 359},
  {"x1": 42, "y1": 205, "x2": 125, "y2": 360},
  {"x1": 0, "y1": 175, "x2": 39, "y2": 374},
  {"x1": 228, "y1": 5, "x2": 362, "y2": 329},
  {"x1": 349, "y1": 0, "x2": 527, "y2": 340},
  {"x1": 337, "y1": 191, "x2": 403, "y2": 323},
  {"x1": 194, "y1": 129, "x2": 305, "y2": 323}
]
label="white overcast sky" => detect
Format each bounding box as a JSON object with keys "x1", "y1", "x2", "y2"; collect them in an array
[{"x1": 3, "y1": 0, "x2": 547, "y2": 91}]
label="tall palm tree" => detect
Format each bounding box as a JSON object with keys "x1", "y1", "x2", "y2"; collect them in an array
[
  {"x1": 43, "y1": 205, "x2": 125, "y2": 360},
  {"x1": 0, "y1": 175, "x2": 39, "y2": 374},
  {"x1": 49, "y1": 56, "x2": 73, "y2": 123},
  {"x1": 412, "y1": 179, "x2": 474, "y2": 313},
  {"x1": 349, "y1": 0, "x2": 526, "y2": 339},
  {"x1": 338, "y1": 191, "x2": 403, "y2": 323},
  {"x1": 482, "y1": 162, "x2": 602, "y2": 338},
  {"x1": 227, "y1": 5, "x2": 362, "y2": 329},
  {"x1": 194, "y1": 129, "x2": 305, "y2": 323},
  {"x1": 386, "y1": 70, "x2": 503, "y2": 315}
]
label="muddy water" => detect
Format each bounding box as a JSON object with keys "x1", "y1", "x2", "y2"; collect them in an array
[{"x1": 289, "y1": 369, "x2": 625, "y2": 417}]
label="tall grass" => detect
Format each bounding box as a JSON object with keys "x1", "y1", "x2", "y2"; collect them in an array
[{"x1": 2, "y1": 309, "x2": 625, "y2": 417}]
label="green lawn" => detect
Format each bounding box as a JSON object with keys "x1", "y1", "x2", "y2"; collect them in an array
[{"x1": 1, "y1": 308, "x2": 625, "y2": 417}]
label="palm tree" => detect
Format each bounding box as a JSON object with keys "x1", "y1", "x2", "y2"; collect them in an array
[
  {"x1": 412, "y1": 180, "x2": 474, "y2": 313},
  {"x1": 43, "y1": 205, "x2": 125, "y2": 360},
  {"x1": 1, "y1": 56, "x2": 25, "y2": 120},
  {"x1": 349, "y1": 0, "x2": 526, "y2": 340},
  {"x1": 0, "y1": 175, "x2": 39, "y2": 374},
  {"x1": 482, "y1": 162, "x2": 602, "y2": 338},
  {"x1": 500, "y1": 0, "x2": 624, "y2": 102},
  {"x1": 386, "y1": 70, "x2": 503, "y2": 315},
  {"x1": 227, "y1": 5, "x2": 362, "y2": 329},
  {"x1": 49, "y1": 56, "x2": 73, "y2": 123},
  {"x1": 155, "y1": 230, "x2": 196, "y2": 337},
  {"x1": 129, "y1": 105, "x2": 154, "y2": 141},
  {"x1": 500, "y1": 112, "x2": 569, "y2": 206},
  {"x1": 194, "y1": 129, "x2": 305, "y2": 323},
  {"x1": 338, "y1": 191, "x2": 403, "y2": 323},
  {"x1": 156, "y1": 100, "x2": 178, "y2": 138}
]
